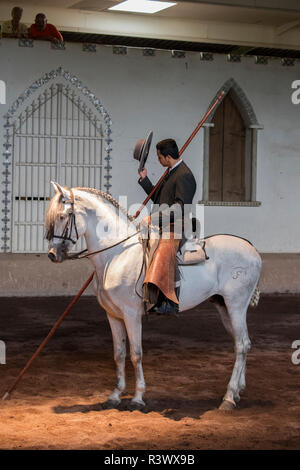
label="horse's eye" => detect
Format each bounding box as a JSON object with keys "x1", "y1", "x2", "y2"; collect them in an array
[{"x1": 60, "y1": 215, "x2": 65, "y2": 221}]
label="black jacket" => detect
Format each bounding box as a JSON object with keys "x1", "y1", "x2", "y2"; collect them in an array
[{"x1": 138, "y1": 161, "x2": 196, "y2": 225}]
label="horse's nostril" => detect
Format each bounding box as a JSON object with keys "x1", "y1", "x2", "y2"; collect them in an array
[{"x1": 48, "y1": 252, "x2": 56, "y2": 262}]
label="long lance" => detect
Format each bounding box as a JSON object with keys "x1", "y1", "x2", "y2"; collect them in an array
[{"x1": 134, "y1": 90, "x2": 225, "y2": 219}]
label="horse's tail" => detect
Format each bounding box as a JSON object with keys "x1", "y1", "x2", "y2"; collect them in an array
[{"x1": 250, "y1": 284, "x2": 260, "y2": 308}]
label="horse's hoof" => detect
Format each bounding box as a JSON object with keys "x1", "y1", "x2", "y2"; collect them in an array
[
  {"x1": 128, "y1": 400, "x2": 145, "y2": 411},
  {"x1": 219, "y1": 399, "x2": 236, "y2": 412},
  {"x1": 102, "y1": 399, "x2": 121, "y2": 410}
]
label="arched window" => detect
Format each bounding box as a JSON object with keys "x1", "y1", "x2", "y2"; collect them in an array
[
  {"x1": 201, "y1": 78, "x2": 262, "y2": 206},
  {"x1": 1, "y1": 68, "x2": 112, "y2": 253},
  {"x1": 11, "y1": 83, "x2": 104, "y2": 253}
]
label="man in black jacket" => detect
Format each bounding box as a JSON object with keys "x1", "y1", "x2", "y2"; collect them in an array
[{"x1": 138, "y1": 138, "x2": 196, "y2": 315}]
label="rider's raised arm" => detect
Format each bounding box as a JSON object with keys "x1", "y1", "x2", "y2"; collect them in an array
[{"x1": 138, "y1": 174, "x2": 158, "y2": 202}]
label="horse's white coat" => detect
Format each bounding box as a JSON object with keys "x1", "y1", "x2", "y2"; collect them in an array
[{"x1": 47, "y1": 184, "x2": 262, "y2": 410}]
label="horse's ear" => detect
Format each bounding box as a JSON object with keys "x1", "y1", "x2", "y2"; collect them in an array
[
  {"x1": 51, "y1": 181, "x2": 61, "y2": 194},
  {"x1": 51, "y1": 181, "x2": 70, "y2": 200}
]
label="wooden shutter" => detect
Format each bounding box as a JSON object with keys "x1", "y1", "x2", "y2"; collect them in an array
[{"x1": 209, "y1": 91, "x2": 246, "y2": 201}]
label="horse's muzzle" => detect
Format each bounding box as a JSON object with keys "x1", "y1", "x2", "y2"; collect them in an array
[
  {"x1": 48, "y1": 248, "x2": 65, "y2": 263},
  {"x1": 48, "y1": 249, "x2": 57, "y2": 262}
]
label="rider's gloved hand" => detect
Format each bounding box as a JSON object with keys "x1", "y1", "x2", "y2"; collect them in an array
[
  {"x1": 139, "y1": 215, "x2": 151, "y2": 240},
  {"x1": 141, "y1": 215, "x2": 151, "y2": 227},
  {"x1": 138, "y1": 168, "x2": 147, "y2": 181}
]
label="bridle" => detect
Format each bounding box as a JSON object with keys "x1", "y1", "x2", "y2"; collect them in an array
[{"x1": 52, "y1": 189, "x2": 79, "y2": 247}]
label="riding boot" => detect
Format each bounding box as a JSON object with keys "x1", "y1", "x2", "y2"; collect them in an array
[{"x1": 153, "y1": 287, "x2": 180, "y2": 316}]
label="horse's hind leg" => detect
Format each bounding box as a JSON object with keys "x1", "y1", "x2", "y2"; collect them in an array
[
  {"x1": 105, "y1": 314, "x2": 127, "y2": 407},
  {"x1": 212, "y1": 298, "x2": 246, "y2": 405},
  {"x1": 124, "y1": 312, "x2": 146, "y2": 409},
  {"x1": 211, "y1": 295, "x2": 233, "y2": 338},
  {"x1": 219, "y1": 300, "x2": 251, "y2": 411},
  {"x1": 213, "y1": 297, "x2": 248, "y2": 396}
]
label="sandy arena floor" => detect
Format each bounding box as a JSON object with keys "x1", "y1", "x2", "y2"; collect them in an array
[{"x1": 0, "y1": 295, "x2": 299, "y2": 450}]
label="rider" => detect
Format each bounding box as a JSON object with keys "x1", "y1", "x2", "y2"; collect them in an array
[{"x1": 138, "y1": 138, "x2": 196, "y2": 315}]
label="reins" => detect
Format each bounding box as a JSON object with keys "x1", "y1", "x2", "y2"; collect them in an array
[{"x1": 67, "y1": 229, "x2": 141, "y2": 260}]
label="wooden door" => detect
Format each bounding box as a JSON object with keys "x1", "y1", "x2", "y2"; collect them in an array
[{"x1": 209, "y1": 91, "x2": 246, "y2": 201}]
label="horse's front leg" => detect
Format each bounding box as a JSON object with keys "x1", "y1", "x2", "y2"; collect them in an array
[
  {"x1": 105, "y1": 313, "x2": 127, "y2": 407},
  {"x1": 124, "y1": 312, "x2": 146, "y2": 409}
]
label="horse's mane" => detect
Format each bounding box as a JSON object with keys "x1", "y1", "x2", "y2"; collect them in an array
[
  {"x1": 75, "y1": 187, "x2": 135, "y2": 222},
  {"x1": 45, "y1": 186, "x2": 135, "y2": 240}
]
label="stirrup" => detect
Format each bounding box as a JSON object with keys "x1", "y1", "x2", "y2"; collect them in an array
[{"x1": 153, "y1": 300, "x2": 179, "y2": 316}]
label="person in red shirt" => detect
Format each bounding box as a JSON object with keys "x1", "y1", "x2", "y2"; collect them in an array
[{"x1": 29, "y1": 13, "x2": 63, "y2": 44}]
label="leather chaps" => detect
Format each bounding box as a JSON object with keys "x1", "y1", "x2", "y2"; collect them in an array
[{"x1": 142, "y1": 232, "x2": 181, "y2": 312}]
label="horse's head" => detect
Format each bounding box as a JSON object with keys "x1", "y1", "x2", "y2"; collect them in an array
[{"x1": 45, "y1": 182, "x2": 85, "y2": 263}]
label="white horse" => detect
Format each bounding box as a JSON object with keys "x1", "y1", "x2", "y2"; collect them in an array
[{"x1": 46, "y1": 182, "x2": 262, "y2": 411}]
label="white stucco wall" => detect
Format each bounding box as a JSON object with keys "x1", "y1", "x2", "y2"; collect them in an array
[{"x1": 0, "y1": 39, "x2": 299, "y2": 253}]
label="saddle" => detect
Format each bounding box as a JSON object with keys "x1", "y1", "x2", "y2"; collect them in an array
[
  {"x1": 141, "y1": 233, "x2": 209, "y2": 312},
  {"x1": 177, "y1": 238, "x2": 209, "y2": 265}
]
